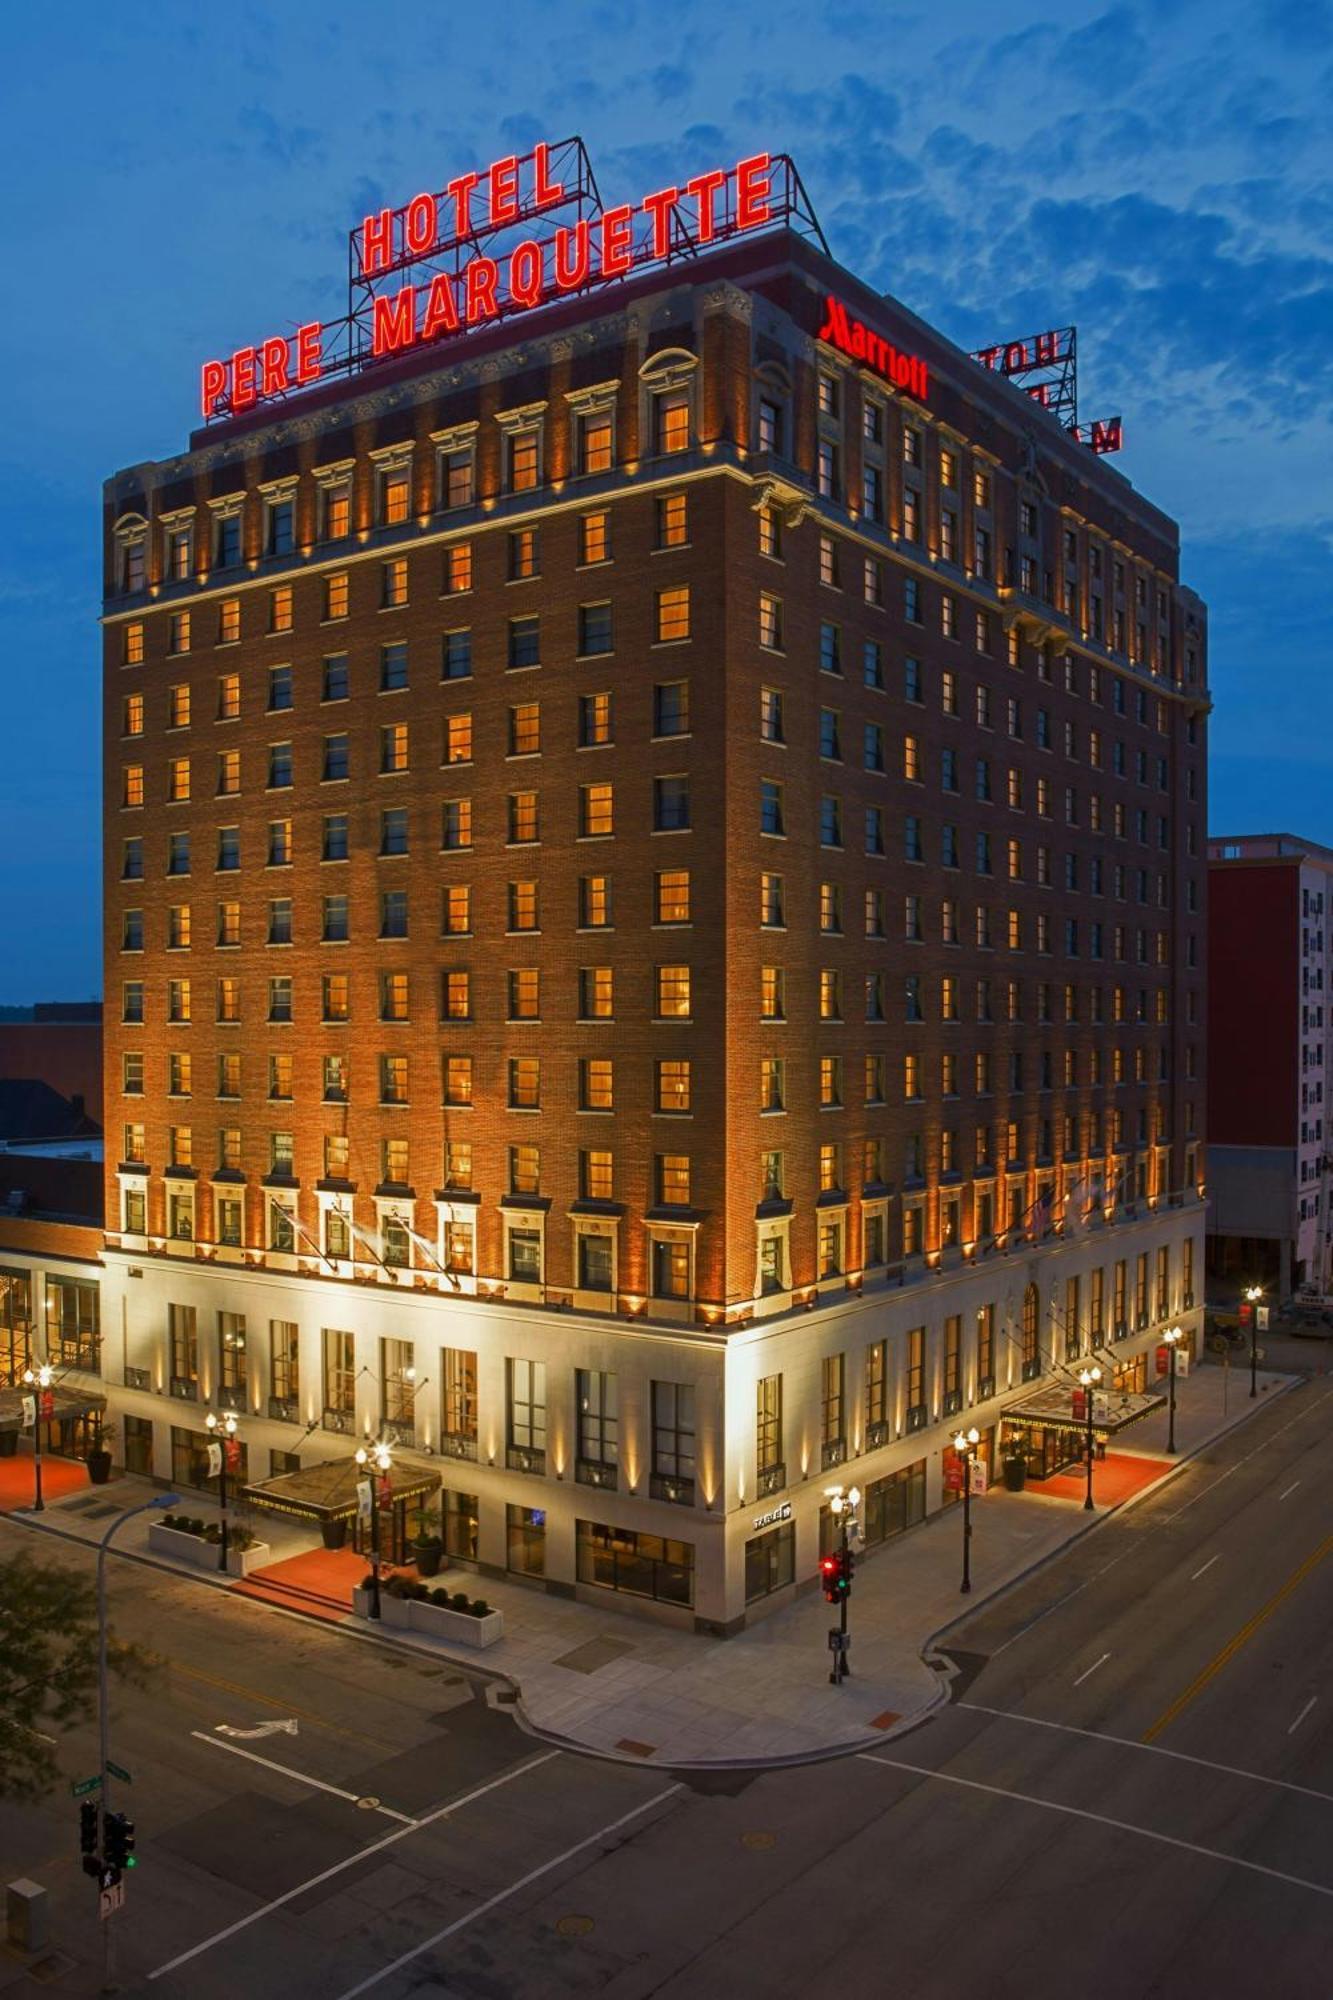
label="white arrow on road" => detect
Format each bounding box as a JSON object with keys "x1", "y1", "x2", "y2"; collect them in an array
[{"x1": 214, "y1": 1719, "x2": 299, "y2": 1740}]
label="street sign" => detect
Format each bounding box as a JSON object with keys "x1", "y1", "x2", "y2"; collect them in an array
[
  {"x1": 828, "y1": 1629, "x2": 850, "y2": 1652},
  {"x1": 106, "y1": 1760, "x2": 132, "y2": 1784},
  {"x1": 99, "y1": 1881, "x2": 125, "y2": 1920},
  {"x1": 70, "y1": 1776, "x2": 102, "y2": 1798}
]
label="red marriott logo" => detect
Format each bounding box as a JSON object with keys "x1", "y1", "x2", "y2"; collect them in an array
[{"x1": 818, "y1": 296, "x2": 929, "y2": 402}]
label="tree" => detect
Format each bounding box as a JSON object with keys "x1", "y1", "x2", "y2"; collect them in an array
[{"x1": 0, "y1": 1549, "x2": 147, "y2": 1799}]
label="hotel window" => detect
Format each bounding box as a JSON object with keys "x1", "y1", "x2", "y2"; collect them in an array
[
  {"x1": 122, "y1": 837, "x2": 143, "y2": 881},
  {"x1": 508, "y1": 968, "x2": 540, "y2": 1020},
  {"x1": 169, "y1": 611, "x2": 191, "y2": 655},
  {"x1": 323, "y1": 1329, "x2": 356, "y2": 1420},
  {"x1": 578, "y1": 407, "x2": 614, "y2": 475},
  {"x1": 760, "y1": 1057, "x2": 785, "y2": 1113},
  {"x1": 508, "y1": 526, "x2": 540, "y2": 581},
  {"x1": 577, "y1": 691, "x2": 613, "y2": 748},
  {"x1": 444, "y1": 713, "x2": 473, "y2": 765},
  {"x1": 444, "y1": 542, "x2": 473, "y2": 594},
  {"x1": 760, "y1": 781, "x2": 784, "y2": 837},
  {"x1": 508, "y1": 879, "x2": 539, "y2": 933},
  {"x1": 508, "y1": 614, "x2": 540, "y2": 669},
  {"x1": 380, "y1": 722, "x2": 409, "y2": 774},
  {"x1": 579, "y1": 874, "x2": 611, "y2": 928},
  {"x1": 167, "y1": 903, "x2": 191, "y2": 949},
  {"x1": 268, "y1": 1052, "x2": 293, "y2": 1100},
  {"x1": 322, "y1": 1053, "x2": 348, "y2": 1102},
  {"x1": 379, "y1": 462, "x2": 411, "y2": 526},
  {"x1": 578, "y1": 966, "x2": 614, "y2": 1019},
  {"x1": 167, "y1": 978, "x2": 192, "y2": 1023},
  {"x1": 122, "y1": 982, "x2": 144, "y2": 1024},
  {"x1": 216, "y1": 978, "x2": 240, "y2": 1024},
  {"x1": 322, "y1": 973, "x2": 349, "y2": 1022},
  {"x1": 440, "y1": 443, "x2": 476, "y2": 509},
  {"x1": 654, "y1": 389, "x2": 690, "y2": 454},
  {"x1": 123, "y1": 692, "x2": 145, "y2": 737},
  {"x1": 657, "y1": 492, "x2": 688, "y2": 547},
  {"x1": 656, "y1": 586, "x2": 690, "y2": 644},
  {"x1": 580, "y1": 511, "x2": 610, "y2": 565},
  {"x1": 379, "y1": 806, "x2": 408, "y2": 858},
  {"x1": 323, "y1": 734, "x2": 350, "y2": 781},
  {"x1": 509, "y1": 1144, "x2": 541, "y2": 1198},
  {"x1": 379, "y1": 641, "x2": 408, "y2": 693},
  {"x1": 318, "y1": 812, "x2": 348, "y2": 862},
  {"x1": 819, "y1": 1055, "x2": 842, "y2": 1108},
  {"x1": 215, "y1": 671, "x2": 241, "y2": 722},
  {"x1": 579, "y1": 602, "x2": 614, "y2": 657},
  {"x1": 656, "y1": 1154, "x2": 691, "y2": 1208},
  {"x1": 760, "y1": 967, "x2": 785, "y2": 1020},
  {"x1": 579, "y1": 1152, "x2": 616, "y2": 1207},
  {"x1": 579, "y1": 783, "x2": 613, "y2": 838},
  {"x1": 122, "y1": 1052, "x2": 144, "y2": 1096},
  {"x1": 821, "y1": 1355, "x2": 846, "y2": 1453},
  {"x1": 656, "y1": 1059, "x2": 691, "y2": 1115},
  {"x1": 580, "y1": 1058, "x2": 614, "y2": 1113},
  {"x1": 758, "y1": 592, "x2": 783, "y2": 651},
  {"x1": 653, "y1": 679, "x2": 690, "y2": 738},
  {"x1": 506, "y1": 426, "x2": 541, "y2": 493},
  {"x1": 324, "y1": 572, "x2": 349, "y2": 620},
  {"x1": 817, "y1": 438, "x2": 839, "y2": 499},
  {"x1": 655, "y1": 964, "x2": 691, "y2": 1019},
  {"x1": 122, "y1": 765, "x2": 144, "y2": 809},
  {"x1": 820, "y1": 795, "x2": 842, "y2": 847},
  {"x1": 758, "y1": 504, "x2": 782, "y2": 559},
  {"x1": 322, "y1": 654, "x2": 349, "y2": 703},
  {"x1": 321, "y1": 480, "x2": 351, "y2": 542},
  {"x1": 267, "y1": 742, "x2": 293, "y2": 789},
  {"x1": 443, "y1": 1054, "x2": 472, "y2": 1108},
  {"x1": 656, "y1": 869, "x2": 690, "y2": 925},
  {"x1": 123, "y1": 1122, "x2": 146, "y2": 1164},
  {"x1": 442, "y1": 1349, "x2": 478, "y2": 1445},
  {"x1": 380, "y1": 888, "x2": 408, "y2": 939},
  {"x1": 756, "y1": 1376, "x2": 783, "y2": 1480},
  {"x1": 507, "y1": 1358, "x2": 547, "y2": 1461},
  {"x1": 653, "y1": 775, "x2": 690, "y2": 832},
  {"x1": 442, "y1": 970, "x2": 471, "y2": 1021},
  {"x1": 760, "y1": 872, "x2": 785, "y2": 927},
  {"x1": 508, "y1": 702, "x2": 540, "y2": 758},
  {"x1": 760, "y1": 687, "x2": 784, "y2": 743},
  {"x1": 381, "y1": 1136, "x2": 409, "y2": 1185},
  {"x1": 124, "y1": 621, "x2": 145, "y2": 664},
  {"x1": 269, "y1": 587, "x2": 293, "y2": 635},
  {"x1": 380, "y1": 971, "x2": 409, "y2": 1022},
  {"x1": 268, "y1": 975, "x2": 293, "y2": 1023}
]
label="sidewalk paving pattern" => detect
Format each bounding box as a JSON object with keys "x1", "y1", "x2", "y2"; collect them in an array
[{"x1": 3, "y1": 1364, "x2": 1296, "y2": 1770}]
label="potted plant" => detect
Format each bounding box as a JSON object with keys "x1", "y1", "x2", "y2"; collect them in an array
[
  {"x1": 412, "y1": 1507, "x2": 444, "y2": 1578},
  {"x1": 321, "y1": 1516, "x2": 349, "y2": 1551},
  {"x1": 1001, "y1": 1447, "x2": 1027, "y2": 1493},
  {"x1": 86, "y1": 1419, "x2": 116, "y2": 1486}
]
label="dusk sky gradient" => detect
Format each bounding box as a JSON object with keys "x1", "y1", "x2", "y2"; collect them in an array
[{"x1": 1, "y1": 0, "x2": 1329, "y2": 1001}]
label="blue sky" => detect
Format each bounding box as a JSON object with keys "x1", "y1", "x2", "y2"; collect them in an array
[{"x1": 1, "y1": 0, "x2": 1328, "y2": 1001}]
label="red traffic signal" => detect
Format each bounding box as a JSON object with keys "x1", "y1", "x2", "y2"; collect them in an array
[{"x1": 820, "y1": 1553, "x2": 841, "y2": 1603}]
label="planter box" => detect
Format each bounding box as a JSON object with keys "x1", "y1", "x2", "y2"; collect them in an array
[
  {"x1": 147, "y1": 1522, "x2": 270, "y2": 1577},
  {"x1": 350, "y1": 1584, "x2": 503, "y2": 1648}
]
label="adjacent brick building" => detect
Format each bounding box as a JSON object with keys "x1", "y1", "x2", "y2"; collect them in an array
[
  {"x1": 1207, "y1": 833, "x2": 1331, "y2": 1297},
  {"x1": 77, "y1": 181, "x2": 1207, "y2": 1626}
]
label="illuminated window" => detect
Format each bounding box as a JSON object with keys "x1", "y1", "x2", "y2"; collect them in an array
[
  {"x1": 167, "y1": 758, "x2": 190, "y2": 803},
  {"x1": 581, "y1": 1058, "x2": 614, "y2": 1112},
  {"x1": 579, "y1": 783, "x2": 614, "y2": 838},
  {"x1": 444, "y1": 542, "x2": 472, "y2": 594},
  {"x1": 579, "y1": 967, "x2": 614, "y2": 1019},
  {"x1": 444, "y1": 1141, "x2": 472, "y2": 1191},
  {"x1": 380, "y1": 466, "x2": 411, "y2": 526},
  {"x1": 322, "y1": 973, "x2": 349, "y2": 1022},
  {"x1": 758, "y1": 592, "x2": 783, "y2": 651},
  {"x1": 656, "y1": 870, "x2": 690, "y2": 924},
  {"x1": 580, "y1": 511, "x2": 610, "y2": 564},
  {"x1": 441, "y1": 884, "x2": 471, "y2": 936},
  {"x1": 440, "y1": 444, "x2": 475, "y2": 509},
  {"x1": 579, "y1": 875, "x2": 611, "y2": 927},
  {"x1": 269, "y1": 586, "x2": 293, "y2": 634},
  {"x1": 380, "y1": 971, "x2": 409, "y2": 1021},
  {"x1": 443, "y1": 1054, "x2": 472, "y2": 1107},
  {"x1": 758, "y1": 504, "x2": 782, "y2": 559},
  {"x1": 381, "y1": 722, "x2": 409, "y2": 773},
  {"x1": 507, "y1": 428, "x2": 540, "y2": 493},
  {"x1": 657, "y1": 493, "x2": 688, "y2": 547},
  {"x1": 217, "y1": 673, "x2": 240, "y2": 721},
  {"x1": 441, "y1": 798, "x2": 472, "y2": 850},
  {"x1": 444, "y1": 713, "x2": 473, "y2": 766},
  {"x1": 509, "y1": 1144, "x2": 541, "y2": 1197},
  {"x1": 654, "y1": 391, "x2": 690, "y2": 454},
  {"x1": 123, "y1": 694, "x2": 144, "y2": 737},
  {"x1": 579, "y1": 692, "x2": 613, "y2": 747},
  {"x1": 656, "y1": 1153, "x2": 691, "y2": 1205},
  {"x1": 760, "y1": 967, "x2": 785, "y2": 1020},
  {"x1": 508, "y1": 969, "x2": 540, "y2": 1020},
  {"x1": 761, "y1": 1057, "x2": 785, "y2": 1112},
  {"x1": 655, "y1": 965, "x2": 691, "y2": 1018},
  {"x1": 656, "y1": 1059, "x2": 691, "y2": 1113},
  {"x1": 169, "y1": 611, "x2": 191, "y2": 655},
  {"x1": 508, "y1": 790, "x2": 540, "y2": 843},
  {"x1": 442, "y1": 970, "x2": 471, "y2": 1021},
  {"x1": 509, "y1": 702, "x2": 541, "y2": 757},
  {"x1": 124, "y1": 621, "x2": 144, "y2": 665},
  {"x1": 168, "y1": 904, "x2": 191, "y2": 949},
  {"x1": 508, "y1": 527, "x2": 539, "y2": 580},
  {"x1": 579, "y1": 408, "x2": 614, "y2": 474},
  {"x1": 655, "y1": 587, "x2": 690, "y2": 644},
  {"x1": 324, "y1": 572, "x2": 349, "y2": 620}
]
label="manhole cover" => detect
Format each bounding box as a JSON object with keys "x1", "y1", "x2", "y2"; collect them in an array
[
  {"x1": 356, "y1": 1795, "x2": 381, "y2": 1811},
  {"x1": 741, "y1": 1830, "x2": 776, "y2": 1850},
  {"x1": 556, "y1": 1915, "x2": 594, "y2": 1937}
]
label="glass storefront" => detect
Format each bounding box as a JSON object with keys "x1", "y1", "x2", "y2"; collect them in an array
[
  {"x1": 862, "y1": 1459, "x2": 927, "y2": 1546},
  {"x1": 0, "y1": 1268, "x2": 33, "y2": 1383},
  {"x1": 507, "y1": 1502, "x2": 546, "y2": 1576},
  {"x1": 443, "y1": 1488, "x2": 479, "y2": 1562},
  {"x1": 745, "y1": 1522, "x2": 795, "y2": 1603},
  {"x1": 576, "y1": 1520, "x2": 694, "y2": 1606},
  {"x1": 123, "y1": 1415, "x2": 154, "y2": 1477}
]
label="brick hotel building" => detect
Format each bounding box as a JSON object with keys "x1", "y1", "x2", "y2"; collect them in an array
[{"x1": 82, "y1": 189, "x2": 1209, "y2": 1627}]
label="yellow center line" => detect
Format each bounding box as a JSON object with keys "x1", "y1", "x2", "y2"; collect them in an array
[{"x1": 1142, "y1": 1534, "x2": 1333, "y2": 1745}]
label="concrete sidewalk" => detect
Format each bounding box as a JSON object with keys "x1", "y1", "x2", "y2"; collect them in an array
[{"x1": 3, "y1": 1362, "x2": 1297, "y2": 1770}]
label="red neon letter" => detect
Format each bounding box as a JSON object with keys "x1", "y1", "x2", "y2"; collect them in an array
[
  {"x1": 372, "y1": 287, "x2": 417, "y2": 356},
  {"x1": 201, "y1": 359, "x2": 227, "y2": 419},
  {"x1": 295, "y1": 322, "x2": 323, "y2": 385},
  {"x1": 489, "y1": 155, "x2": 520, "y2": 226},
  {"x1": 599, "y1": 204, "x2": 634, "y2": 277},
  {"x1": 533, "y1": 141, "x2": 564, "y2": 210},
  {"x1": 260, "y1": 337, "x2": 290, "y2": 398},
  {"x1": 447, "y1": 170, "x2": 481, "y2": 240},
  {"x1": 231, "y1": 347, "x2": 257, "y2": 411},
  {"x1": 509, "y1": 239, "x2": 544, "y2": 309},
  {"x1": 683, "y1": 169, "x2": 727, "y2": 243},
  {"x1": 554, "y1": 220, "x2": 591, "y2": 292},
  {"x1": 405, "y1": 193, "x2": 436, "y2": 256},
  {"x1": 465, "y1": 256, "x2": 499, "y2": 324},
  {"x1": 735, "y1": 153, "x2": 772, "y2": 230},
  {"x1": 641, "y1": 185, "x2": 678, "y2": 260},
  {"x1": 362, "y1": 208, "x2": 393, "y2": 276},
  {"x1": 420, "y1": 272, "x2": 460, "y2": 341}
]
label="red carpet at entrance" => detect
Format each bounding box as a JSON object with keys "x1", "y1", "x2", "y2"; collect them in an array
[
  {"x1": 0, "y1": 1452, "x2": 90, "y2": 1513},
  {"x1": 230, "y1": 1545, "x2": 369, "y2": 1622},
  {"x1": 1032, "y1": 1451, "x2": 1167, "y2": 1507}
]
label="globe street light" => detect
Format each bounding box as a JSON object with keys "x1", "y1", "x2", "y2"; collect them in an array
[
  {"x1": 823, "y1": 1482, "x2": 862, "y2": 1684},
  {"x1": 204, "y1": 1410, "x2": 240, "y2": 1572},
  {"x1": 1245, "y1": 1286, "x2": 1263, "y2": 1399},
  {"x1": 1078, "y1": 1365, "x2": 1102, "y2": 1511},
  {"x1": 952, "y1": 1426, "x2": 981, "y2": 1593},
  {"x1": 1162, "y1": 1324, "x2": 1183, "y2": 1454},
  {"x1": 21, "y1": 1363, "x2": 54, "y2": 1512},
  {"x1": 355, "y1": 1439, "x2": 394, "y2": 1619}
]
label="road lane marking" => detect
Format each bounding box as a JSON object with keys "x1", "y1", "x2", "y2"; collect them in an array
[
  {"x1": 190, "y1": 1732, "x2": 417, "y2": 1824},
  {"x1": 160, "y1": 1657, "x2": 397, "y2": 1752},
  {"x1": 858, "y1": 1753, "x2": 1333, "y2": 1901},
  {"x1": 1279, "y1": 1480, "x2": 1302, "y2": 1500},
  {"x1": 958, "y1": 1702, "x2": 1333, "y2": 1806},
  {"x1": 1165, "y1": 1389, "x2": 1331, "y2": 1522},
  {"x1": 1190, "y1": 1555, "x2": 1220, "y2": 1581},
  {"x1": 331, "y1": 1783, "x2": 685, "y2": 1998},
  {"x1": 215, "y1": 1718, "x2": 299, "y2": 1740},
  {"x1": 1289, "y1": 1697, "x2": 1318, "y2": 1736},
  {"x1": 1073, "y1": 1653, "x2": 1110, "y2": 1687},
  {"x1": 1142, "y1": 1534, "x2": 1333, "y2": 1744},
  {"x1": 147, "y1": 1748, "x2": 562, "y2": 1979}
]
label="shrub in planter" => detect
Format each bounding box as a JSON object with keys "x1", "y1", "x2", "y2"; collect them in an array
[
  {"x1": 451, "y1": 1591, "x2": 471, "y2": 1612},
  {"x1": 431, "y1": 1586, "x2": 451, "y2": 1606},
  {"x1": 470, "y1": 1599, "x2": 489, "y2": 1618}
]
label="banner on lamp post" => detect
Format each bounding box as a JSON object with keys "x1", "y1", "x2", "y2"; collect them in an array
[
  {"x1": 21, "y1": 1393, "x2": 36, "y2": 1430},
  {"x1": 356, "y1": 1479, "x2": 373, "y2": 1522},
  {"x1": 205, "y1": 1441, "x2": 223, "y2": 1479}
]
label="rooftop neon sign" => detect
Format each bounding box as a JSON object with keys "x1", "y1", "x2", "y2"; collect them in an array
[{"x1": 199, "y1": 139, "x2": 826, "y2": 423}]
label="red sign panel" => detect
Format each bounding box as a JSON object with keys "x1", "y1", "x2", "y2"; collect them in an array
[
  {"x1": 817, "y1": 296, "x2": 929, "y2": 402},
  {"x1": 40, "y1": 1388, "x2": 55, "y2": 1420},
  {"x1": 225, "y1": 1438, "x2": 242, "y2": 1472}
]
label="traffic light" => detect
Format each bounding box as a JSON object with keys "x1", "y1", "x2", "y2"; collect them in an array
[
  {"x1": 104, "y1": 1811, "x2": 136, "y2": 1872},
  {"x1": 820, "y1": 1553, "x2": 840, "y2": 1603},
  {"x1": 839, "y1": 1548, "x2": 855, "y2": 1595},
  {"x1": 80, "y1": 1800, "x2": 100, "y2": 1877}
]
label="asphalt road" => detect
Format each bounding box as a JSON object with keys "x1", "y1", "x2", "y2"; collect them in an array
[{"x1": 4, "y1": 1372, "x2": 1333, "y2": 1998}]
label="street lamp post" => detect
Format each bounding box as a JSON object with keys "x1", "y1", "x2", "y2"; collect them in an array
[
  {"x1": 96, "y1": 1491, "x2": 179, "y2": 1993},
  {"x1": 1245, "y1": 1285, "x2": 1263, "y2": 1399},
  {"x1": 21, "y1": 1363, "x2": 53, "y2": 1512},
  {"x1": 355, "y1": 1439, "x2": 394, "y2": 1619},
  {"x1": 1162, "y1": 1324, "x2": 1183, "y2": 1453},
  {"x1": 204, "y1": 1410, "x2": 239, "y2": 1573},
  {"x1": 823, "y1": 1482, "x2": 861, "y2": 1684},
  {"x1": 953, "y1": 1426, "x2": 980, "y2": 1593},
  {"x1": 1078, "y1": 1365, "x2": 1102, "y2": 1511}
]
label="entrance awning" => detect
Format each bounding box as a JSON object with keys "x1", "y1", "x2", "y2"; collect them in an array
[
  {"x1": 239, "y1": 1456, "x2": 441, "y2": 1525},
  {"x1": 1001, "y1": 1382, "x2": 1166, "y2": 1437},
  {"x1": 0, "y1": 1383, "x2": 107, "y2": 1434}
]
